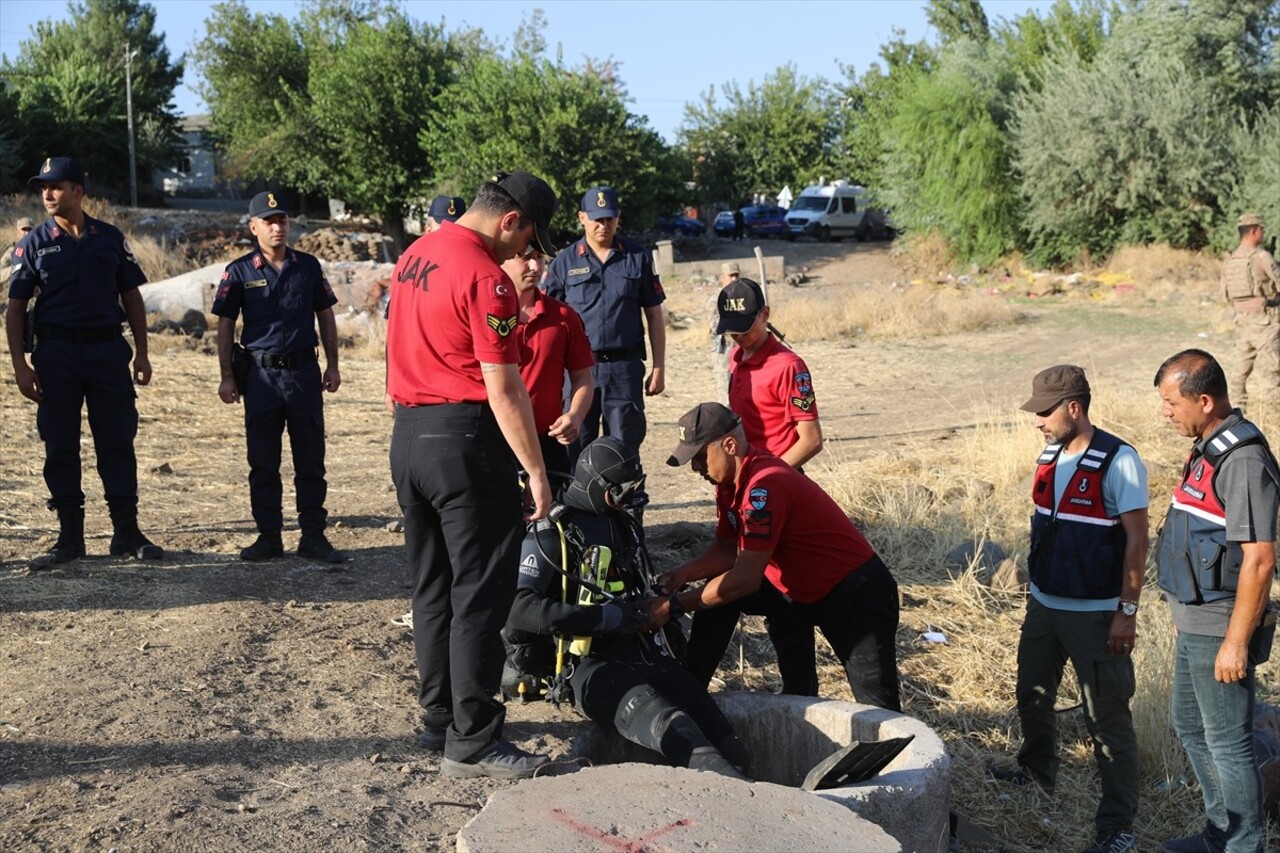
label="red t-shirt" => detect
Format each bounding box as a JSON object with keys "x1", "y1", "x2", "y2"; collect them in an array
[
  {"x1": 715, "y1": 449, "x2": 874, "y2": 603},
  {"x1": 386, "y1": 222, "x2": 520, "y2": 405},
  {"x1": 728, "y1": 334, "x2": 819, "y2": 458},
  {"x1": 517, "y1": 290, "x2": 595, "y2": 432}
]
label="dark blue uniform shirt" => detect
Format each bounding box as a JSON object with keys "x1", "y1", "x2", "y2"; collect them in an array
[
  {"x1": 212, "y1": 248, "x2": 337, "y2": 352},
  {"x1": 543, "y1": 237, "x2": 664, "y2": 354},
  {"x1": 7, "y1": 216, "x2": 146, "y2": 327}
]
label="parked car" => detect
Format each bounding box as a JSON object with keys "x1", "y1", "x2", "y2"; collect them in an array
[
  {"x1": 655, "y1": 214, "x2": 706, "y2": 236},
  {"x1": 741, "y1": 204, "x2": 788, "y2": 238},
  {"x1": 783, "y1": 181, "x2": 891, "y2": 242},
  {"x1": 713, "y1": 210, "x2": 736, "y2": 237}
]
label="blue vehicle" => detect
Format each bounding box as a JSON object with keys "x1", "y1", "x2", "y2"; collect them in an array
[
  {"x1": 655, "y1": 214, "x2": 706, "y2": 236},
  {"x1": 740, "y1": 204, "x2": 788, "y2": 238},
  {"x1": 713, "y1": 210, "x2": 736, "y2": 237}
]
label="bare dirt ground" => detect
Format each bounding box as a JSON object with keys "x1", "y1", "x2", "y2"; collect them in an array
[{"x1": 0, "y1": 233, "x2": 1259, "y2": 852}]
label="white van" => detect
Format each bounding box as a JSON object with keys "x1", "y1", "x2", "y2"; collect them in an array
[{"x1": 783, "y1": 180, "x2": 888, "y2": 242}]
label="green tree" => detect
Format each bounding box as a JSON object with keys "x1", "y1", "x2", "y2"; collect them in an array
[
  {"x1": 879, "y1": 39, "x2": 1022, "y2": 263},
  {"x1": 926, "y1": 0, "x2": 990, "y2": 43},
  {"x1": 1, "y1": 0, "x2": 182, "y2": 197},
  {"x1": 193, "y1": 0, "x2": 457, "y2": 247},
  {"x1": 678, "y1": 65, "x2": 836, "y2": 206},
  {"x1": 424, "y1": 48, "x2": 679, "y2": 239}
]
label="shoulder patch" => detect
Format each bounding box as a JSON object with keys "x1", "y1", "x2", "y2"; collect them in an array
[
  {"x1": 487, "y1": 313, "x2": 518, "y2": 337},
  {"x1": 794, "y1": 371, "x2": 813, "y2": 396},
  {"x1": 749, "y1": 487, "x2": 768, "y2": 511},
  {"x1": 13, "y1": 247, "x2": 22, "y2": 258},
  {"x1": 790, "y1": 394, "x2": 816, "y2": 412}
]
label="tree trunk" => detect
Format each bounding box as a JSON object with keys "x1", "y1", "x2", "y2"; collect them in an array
[{"x1": 382, "y1": 208, "x2": 408, "y2": 259}]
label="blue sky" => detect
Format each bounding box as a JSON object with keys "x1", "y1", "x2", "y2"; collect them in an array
[{"x1": 0, "y1": 0, "x2": 1054, "y2": 141}]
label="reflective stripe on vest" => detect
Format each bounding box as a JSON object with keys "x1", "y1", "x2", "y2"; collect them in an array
[
  {"x1": 1028, "y1": 429, "x2": 1128, "y2": 599},
  {"x1": 1156, "y1": 418, "x2": 1272, "y2": 604}
]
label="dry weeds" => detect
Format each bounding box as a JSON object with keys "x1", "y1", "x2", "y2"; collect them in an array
[{"x1": 717, "y1": 383, "x2": 1280, "y2": 850}]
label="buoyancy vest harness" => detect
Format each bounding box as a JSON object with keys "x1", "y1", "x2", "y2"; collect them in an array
[
  {"x1": 1156, "y1": 418, "x2": 1275, "y2": 604},
  {"x1": 1028, "y1": 429, "x2": 1129, "y2": 599}
]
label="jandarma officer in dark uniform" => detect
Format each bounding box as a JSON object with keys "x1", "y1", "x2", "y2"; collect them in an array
[
  {"x1": 5, "y1": 156, "x2": 163, "y2": 567},
  {"x1": 213, "y1": 191, "x2": 344, "y2": 563},
  {"x1": 544, "y1": 185, "x2": 666, "y2": 467}
]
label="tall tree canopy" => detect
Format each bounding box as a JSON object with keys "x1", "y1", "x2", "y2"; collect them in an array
[{"x1": 0, "y1": 0, "x2": 182, "y2": 196}]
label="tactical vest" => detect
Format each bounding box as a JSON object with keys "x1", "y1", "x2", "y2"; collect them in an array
[
  {"x1": 1157, "y1": 418, "x2": 1275, "y2": 604},
  {"x1": 1028, "y1": 430, "x2": 1130, "y2": 599},
  {"x1": 1222, "y1": 249, "x2": 1258, "y2": 301}
]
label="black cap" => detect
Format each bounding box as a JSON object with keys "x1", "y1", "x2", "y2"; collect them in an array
[
  {"x1": 494, "y1": 171, "x2": 559, "y2": 257},
  {"x1": 428, "y1": 195, "x2": 466, "y2": 223},
  {"x1": 716, "y1": 278, "x2": 766, "y2": 334},
  {"x1": 1021, "y1": 365, "x2": 1090, "y2": 413},
  {"x1": 249, "y1": 191, "x2": 290, "y2": 219},
  {"x1": 667, "y1": 403, "x2": 743, "y2": 467},
  {"x1": 29, "y1": 157, "x2": 85, "y2": 190}
]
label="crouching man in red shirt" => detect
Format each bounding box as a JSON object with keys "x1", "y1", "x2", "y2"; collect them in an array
[{"x1": 657, "y1": 402, "x2": 901, "y2": 711}]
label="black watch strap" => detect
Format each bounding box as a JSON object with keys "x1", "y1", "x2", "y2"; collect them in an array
[{"x1": 668, "y1": 594, "x2": 686, "y2": 618}]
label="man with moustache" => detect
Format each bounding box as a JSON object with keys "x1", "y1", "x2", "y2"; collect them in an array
[{"x1": 1153, "y1": 349, "x2": 1278, "y2": 853}]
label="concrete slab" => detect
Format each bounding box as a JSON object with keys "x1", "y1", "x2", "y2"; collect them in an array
[
  {"x1": 456, "y1": 764, "x2": 900, "y2": 853},
  {"x1": 572, "y1": 692, "x2": 951, "y2": 853}
]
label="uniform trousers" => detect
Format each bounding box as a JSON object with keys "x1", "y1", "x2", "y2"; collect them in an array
[
  {"x1": 570, "y1": 359, "x2": 647, "y2": 465},
  {"x1": 1015, "y1": 598, "x2": 1138, "y2": 835},
  {"x1": 243, "y1": 360, "x2": 327, "y2": 533},
  {"x1": 391, "y1": 403, "x2": 522, "y2": 762},
  {"x1": 1227, "y1": 313, "x2": 1279, "y2": 410},
  {"x1": 683, "y1": 556, "x2": 901, "y2": 710},
  {"x1": 32, "y1": 336, "x2": 138, "y2": 509}
]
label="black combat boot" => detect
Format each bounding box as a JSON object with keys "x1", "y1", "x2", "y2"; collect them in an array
[
  {"x1": 240, "y1": 531, "x2": 284, "y2": 562},
  {"x1": 30, "y1": 506, "x2": 86, "y2": 569},
  {"x1": 108, "y1": 504, "x2": 164, "y2": 560},
  {"x1": 297, "y1": 529, "x2": 345, "y2": 564}
]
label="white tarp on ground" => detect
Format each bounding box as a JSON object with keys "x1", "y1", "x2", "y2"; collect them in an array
[{"x1": 139, "y1": 259, "x2": 395, "y2": 318}]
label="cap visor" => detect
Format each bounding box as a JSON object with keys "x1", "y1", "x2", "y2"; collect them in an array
[
  {"x1": 1020, "y1": 395, "x2": 1058, "y2": 413},
  {"x1": 716, "y1": 313, "x2": 756, "y2": 335},
  {"x1": 585, "y1": 208, "x2": 620, "y2": 221},
  {"x1": 666, "y1": 442, "x2": 701, "y2": 467},
  {"x1": 532, "y1": 223, "x2": 556, "y2": 257}
]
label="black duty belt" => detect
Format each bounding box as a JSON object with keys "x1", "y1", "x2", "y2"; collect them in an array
[
  {"x1": 593, "y1": 346, "x2": 642, "y2": 363},
  {"x1": 36, "y1": 324, "x2": 122, "y2": 343},
  {"x1": 249, "y1": 349, "x2": 317, "y2": 369}
]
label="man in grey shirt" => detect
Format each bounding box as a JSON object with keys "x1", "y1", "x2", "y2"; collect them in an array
[{"x1": 1153, "y1": 349, "x2": 1279, "y2": 853}]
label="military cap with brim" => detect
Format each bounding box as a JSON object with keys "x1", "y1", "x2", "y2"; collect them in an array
[
  {"x1": 29, "y1": 157, "x2": 85, "y2": 189},
  {"x1": 667, "y1": 402, "x2": 743, "y2": 466},
  {"x1": 249, "y1": 191, "x2": 290, "y2": 219},
  {"x1": 496, "y1": 171, "x2": 559, "y2": 257},
  {"x1": 428, "y1": 195, "x2": 466, "y2": 223},
  {"x1": 716, "y1": 278, "x2": 767, "y2": 334},
  {"x1": 1021, "y1": 364, "x2": 1090, "y2": 413},
  {"x1": 581, "y1": 185, "x2": 621, "y2": 221},
  {"x1": 1238, "y1": 213, "x2": 1265, "y2": 229},
  {"x1": 16, "y1": 217, "x2": 34, "y2": 230}
]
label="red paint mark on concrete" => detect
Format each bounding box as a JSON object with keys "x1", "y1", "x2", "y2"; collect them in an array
[{"x1": 549, "y1": 809, "x2": 694, "y2": 852}]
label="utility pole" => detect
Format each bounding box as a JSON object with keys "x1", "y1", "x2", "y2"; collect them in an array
[{"x1": 124, "y1": 42, "x2": 139, "y2": 207}]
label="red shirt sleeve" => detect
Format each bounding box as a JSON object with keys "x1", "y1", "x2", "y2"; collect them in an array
[
  {"x1": 469, "y1": 271, "x2": 521, "y2": 364},
  {"x1": 780, "y1": 359, "x2": 819, "y2": 423}
]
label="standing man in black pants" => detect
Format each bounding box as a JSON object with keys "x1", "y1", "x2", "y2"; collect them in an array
[
  {"x1": 5, "y1": 156, "x2": 163, "y2": 567},
  {"x1": 386, "y1": 171, "x2": 559, "y2": 779},
  {"x1": 214, "y1": 191, "x2": 344, "y2": 564}
]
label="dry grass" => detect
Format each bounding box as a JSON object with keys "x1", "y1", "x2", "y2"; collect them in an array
[
  {"x1": 662, "y1": 274, "x2": 1027, "y2": 346},
  {"x1": 713, "y1": 382, "x2": 1280, "y2": 850}
]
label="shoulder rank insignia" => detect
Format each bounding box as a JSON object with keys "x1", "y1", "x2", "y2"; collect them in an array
[
  {"x1": 487, "y1": 313, "x2": 518, "y2": 337},
  {"x1": 791, "y1": 394, "x2": 816, "y2": 412}
]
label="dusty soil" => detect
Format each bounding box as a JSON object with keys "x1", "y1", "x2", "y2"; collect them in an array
[{"x1": 0, "y1": 234, "x2": 1245, "y2": 852}]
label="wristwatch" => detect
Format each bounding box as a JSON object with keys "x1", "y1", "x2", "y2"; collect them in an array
[
  {"x1": 1118, "y1": 600, "x2": 1139, "y2": 617},
  {"x1": 667, "y1": 594, "x2": 686, "y2": 619}
]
